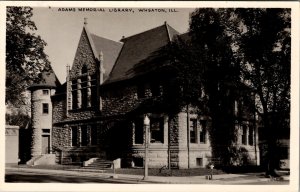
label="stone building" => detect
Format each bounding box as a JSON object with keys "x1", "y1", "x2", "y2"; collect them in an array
[{"x1": 28, "y1": 20, "x2": 260, "y2": 168}]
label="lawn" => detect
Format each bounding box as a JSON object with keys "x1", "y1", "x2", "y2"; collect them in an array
[
  {"x1": 105, "y1": 167, "x2": 225, "y2": 177},
  {"x1": 8, "y1": 164, "x2": 225, "y2": 177}
]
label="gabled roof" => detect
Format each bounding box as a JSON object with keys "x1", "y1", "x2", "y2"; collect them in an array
[
  {"x1": 28, "y1": 68, "x2": 61, "y2": 91},
  {"x1": 89, "y1": 33, "x2": 123, "y2": 79},
  {"x1": 104, "y1": 22, "x2": 180, "y2": 84}
]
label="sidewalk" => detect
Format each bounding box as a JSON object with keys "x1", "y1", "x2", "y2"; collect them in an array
[{"x1": 5, "y1": 167, "x2": 289, "y2": 184}]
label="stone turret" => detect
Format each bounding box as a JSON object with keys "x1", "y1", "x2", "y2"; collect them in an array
[{"x1": 28, "y1": 71, "x2": 60, "y2": 157}]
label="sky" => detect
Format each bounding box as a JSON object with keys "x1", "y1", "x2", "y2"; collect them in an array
[{"x1": 31, "y1": 7, "x2": 194, "y2": 83}]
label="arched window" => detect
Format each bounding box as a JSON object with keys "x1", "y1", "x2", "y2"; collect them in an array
[
  {"x1": 71, "y1": 65, "x2": 97, "y2": 110},
  {"x1": 81, "y1": 65, "x2": 88, "y2": 74}
]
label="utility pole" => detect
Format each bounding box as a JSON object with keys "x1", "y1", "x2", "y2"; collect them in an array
[{"x1": 143, "y1": 114, "x2": 150, "y2": 180}]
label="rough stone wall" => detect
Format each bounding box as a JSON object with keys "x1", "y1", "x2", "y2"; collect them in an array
[
  {"x1": 50, "y1": 29, "x2": 104, "y2": 162},
  {"x1": 102, "y1": 85, "x2": 139, "y2": 116},
  {"x1": 52, "y1": 98, "x2": 66, "y2": 124},
  {"x1": 52, "y1": 126, "x2": 71, "y2": 148},
  {"x1": 52, "y1": 124, "x2": 105, "y2": 164},
  {"x1": 65, "y1": 110, "x2": 98, "y2": 122},
  {"x1": 69, "y1": 28, "x2": 97, "y2": 80}
]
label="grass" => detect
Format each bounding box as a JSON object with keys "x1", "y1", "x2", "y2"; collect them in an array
[
  {"x1": 9, "y1": 164, "x2": 225, "y2": 177},
  {"x1": 8, "y1": 164, "x2": 81, "y2": 170},
  {"x1": 105, "y1": 168, "x2": 225, "y2": 177}
]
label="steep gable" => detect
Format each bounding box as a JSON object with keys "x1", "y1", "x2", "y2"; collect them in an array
[
  {"x1": 69, "y1": 27, "x2": 98, "y2": 80},
  {"x1": 69, "y1": 26, "x2": 122, "y2": 81}
]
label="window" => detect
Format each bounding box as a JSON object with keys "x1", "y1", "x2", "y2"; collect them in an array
[
  {"x1": 134, "y1": 118, "x2": 144, "y2": 144},
  {"x1": 81, "y1": 76, "x2": 87, "y2": 108},
  {"x1": 72, "y1": 80, "x2": 77, "y2": 109},
  {"x1": 70, "y1": 70, "x2": 97, "y2": 110},
  {"x1": 137, "y1": 85, "x2": 145, "y2": 98},
  {"x1": 196, "y1": 158, "x2": 203, "y2": 167},
  {"x1": 42, "y1": 129, "x2": 50, "y2": 134},
  {"x1": 90, "y1": 125, "x2": 97, "y2": 145},
  {"x1": 71, "y1": 127, "x2": 78, "y2": 146},
  {"x1": 81, "y1": 125, "x2": 88, "y2": 146},
  {"x1": 42, "y1": 103, "x2": 49, "y2": 114},
  {"x1": 200, "y1": 120, "x2": 207, "y2": 143},
  {"x1": 43, "y1": 89, "x2": 49, "y2": 95},
  {"x1": 151, "y1": 83, "x2": 161, "y2": 97},
  {"x1": 248, "y1": 127, "x2": 254, "y2": 146},
  {"x1": 190, "y1": 119, "x2": 197, "y2": 143},
  {"x1": 242, "y1": 125, "x2": 247, "y2": 145},
  {"x1": 150, "y1": 117, "x2": 164, "y2": 143},
  {"x1": 81, "y1": 65, "x2": 88, "y2": 74},
  {"x1": 91, "y1": 74, "x2": 97, "y2": 106}
]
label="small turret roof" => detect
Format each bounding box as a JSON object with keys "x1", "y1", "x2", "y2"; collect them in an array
[{"x1": 28, "y1": 68, "x2": 61, "y2": 90}]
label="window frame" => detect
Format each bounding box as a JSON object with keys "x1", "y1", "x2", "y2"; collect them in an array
[
  {"x1": 189, "y1": 118, "x2": 197, "y2": 144},
  {"x1": 42, "y1": 89, "x2": 49, "y2": 95},
  {"x1": 150, "y1": 117, "x2": 164, "y2": 143},
  {"x1": 42, "y1": 103, "x2": 49, "y2": 114},
  {"x1": 80, "y1": 125, "x2": 88, "y2": 146},
  {"x1": 71, "y1": 126, "x2": 78, "y2": 147},
  {"x1": 199, "y1": 120, "x2": 207, "y2": 144}
]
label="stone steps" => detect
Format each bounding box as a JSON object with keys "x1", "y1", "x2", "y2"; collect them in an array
[{"x1": 82, "y1": 159, "x2": 113, "y2": 170}]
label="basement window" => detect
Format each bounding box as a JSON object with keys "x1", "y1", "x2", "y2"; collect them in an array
[{"x1": 196, "y1": 158, "x2": 203, "y2": 167}]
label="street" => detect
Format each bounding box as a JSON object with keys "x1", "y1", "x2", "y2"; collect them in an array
[
  {"x1": 5, "y1": 170, "x2": 138, "y2": 183},
  {"x1": 5, "y1": 168, "x2": 290, "y2": 185}
]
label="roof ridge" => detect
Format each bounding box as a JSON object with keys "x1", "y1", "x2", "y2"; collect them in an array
[
  {"x1": 90, "y1": 33, "x2": 123, "y2": 45},
  {"x1": 165, "y1": 23, "x2": 172, "y2": 42},
  {"x1": 121, "y1": 23, "x2": 167, "y2": 41}
]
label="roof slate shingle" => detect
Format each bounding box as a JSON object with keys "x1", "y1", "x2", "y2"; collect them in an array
[
  {"x1": 104, "y1": 23, "x2": 180, "y2": 84},
  {"x1": 28, "y1": 69, "x2": 61, "y2": 90},
  {"x1": 90, "y1": 33, "x2": 123, "y2": 79}
]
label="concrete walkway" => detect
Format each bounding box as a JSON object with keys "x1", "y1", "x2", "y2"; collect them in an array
[{"x1": 5, "y1": 167, "x2": 289, "y2": 184}]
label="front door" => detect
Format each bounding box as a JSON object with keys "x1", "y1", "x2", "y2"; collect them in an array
[{"x1": 42, "y1": 135, "x2": 50, "y2": 154}]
